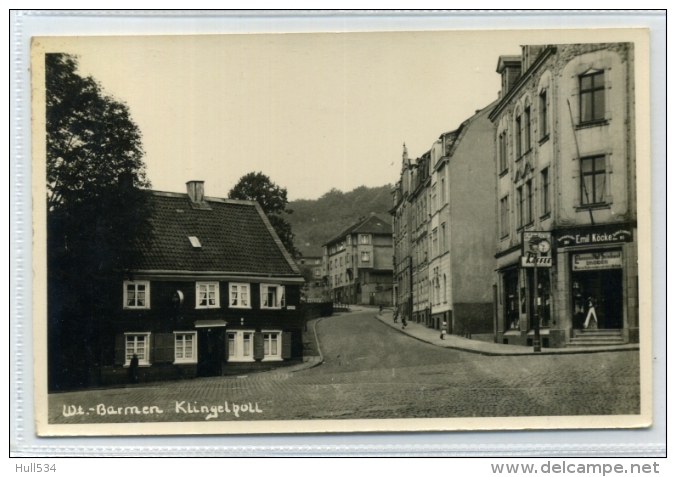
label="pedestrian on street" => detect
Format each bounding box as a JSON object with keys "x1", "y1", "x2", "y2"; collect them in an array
[
  {"x1": 402, "y1": 316, "x2": 407, "y2": 329},
  {"x1": 379, "y1": 304, "x2": 383, "y2": 315},
  {"x1": 440, "y1": 321, "x2": 447, "y2": 340},
  {"x1": 128, "y1": 353, "x2": 139, "y2": 384},
  {"x1": 393, "y1": 306, "x2": 399, "y2": 323}
]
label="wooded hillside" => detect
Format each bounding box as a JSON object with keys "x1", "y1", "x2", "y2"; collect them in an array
[{"x1": 288, "y1": 184, "x2": 393, "y2": 257}]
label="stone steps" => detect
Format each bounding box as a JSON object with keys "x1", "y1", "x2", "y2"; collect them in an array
[{"x1": 569, "y1": 329, "x2": 625, "y2": 347}]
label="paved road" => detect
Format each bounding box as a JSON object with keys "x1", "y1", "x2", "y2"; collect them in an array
[{"x1": 48, "y1": 309, "x2": 640, "y2": 424}]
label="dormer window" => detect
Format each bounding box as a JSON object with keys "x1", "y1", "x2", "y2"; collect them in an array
[{"x1": 188, "y1": 236, "x2": 201, "y2": 248}]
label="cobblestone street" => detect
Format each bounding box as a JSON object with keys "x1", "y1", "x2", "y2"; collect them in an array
[{"x1": 48, "y1": 309, "x2": 640, "y2": 424}]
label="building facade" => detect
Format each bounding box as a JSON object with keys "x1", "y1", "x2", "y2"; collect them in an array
[
  {"x1": 98, "y1": 181, "x2": 306, "y2": 385},
  {"x1": 391, "y1": 101, "x2": 498, "y2": 334},
  {"x1": 490, "y1": 44, "x2": 637, "y2": 348},
  {"x1": 295, "y1": 255, "x2": 327, "y2": 302},
  {"x1": 322, "y1": 214, "x2": 394, "y2": 306}
]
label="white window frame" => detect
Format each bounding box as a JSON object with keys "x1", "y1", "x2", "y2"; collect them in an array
[
  {"x1": 359, "y1": 234, "x2": 371, "y2": 244},
  {"x1": 195, "y1": 282, "x2": 220, "y2": 309},
  {"x1": 262, "y1": 330, "x2": 283, "y2": 361},
  {"x1": 173, "y1": 332, "x2": 197, "y2": 364},
  {"x1": 260, "y1": 284, "x2": 286, "y2": 309},
  {"x1": 227, "y1": 330, "x2": 255, "y2": 362},
  {"x1": 123, "y1": 281, "x2": 150, "y2": 309},
  {"x1": 361, "y1": 251, "x2": 370, "y2": 262},
  {"x1": 124, "y1": 332, "x2": 151, "y2": 366},
  {"x1": 229, "y1": 283, "x2": 251, "y2": 309}
]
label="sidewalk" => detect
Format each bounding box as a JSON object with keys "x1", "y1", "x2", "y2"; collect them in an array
[{"x1": 374, "y1": 310, "x2": 639, "y2": 356}]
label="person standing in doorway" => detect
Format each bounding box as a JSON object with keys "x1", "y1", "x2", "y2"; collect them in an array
[{"x1": 583, "y1": 296, "x2": 598, "y2": 329}]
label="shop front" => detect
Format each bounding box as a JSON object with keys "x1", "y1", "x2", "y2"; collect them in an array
[
  {"x1": 554, "y1": 223, "x2": 638, "y2": 346},
  {"x1": 496, "y1": 223, "x2": 637, "y2": 348}
]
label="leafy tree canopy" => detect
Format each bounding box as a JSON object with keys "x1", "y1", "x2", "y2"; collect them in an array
[{"x1": 228, "y1": 172, "x2": 300, "y2": 258}]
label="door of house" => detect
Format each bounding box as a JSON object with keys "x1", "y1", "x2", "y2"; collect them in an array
[{"x1": 197, "y1": 327, "x2": 225, "y2": 377}]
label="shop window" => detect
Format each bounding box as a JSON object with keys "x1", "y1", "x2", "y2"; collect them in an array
[
  {"x1": 174, "y1": 332, "x2": 197, "y2": 363},
  {"x1": 503, "y1": 270, "x2": 519, "y2": 331},
  {"x1": 228, "y1": 331, "x2": 254, "y2": 362},
  {"x1": 528, "y1": 268, "x2": 551, "y2": 329},
  {"x1": 580, "y1": 156, "x2": 606, "y2": 205},
  {"x1": 196, "y1": 282, "x2": 220, "y2": 309},
  {"x1": 229, "y1": 283, "x2": 250, "y2": 309},
  {"x1": 124, "y1": 281, "x2": 150, "y2": 309},
  {"x1": 579, "y1": 70, "x2": 605, "y2": 123},
  {"x1": 125, "y1": 333, "x2": 150, "y2": 365}
]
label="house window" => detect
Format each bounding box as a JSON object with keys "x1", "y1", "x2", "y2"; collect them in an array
[
  {"x1": 313, "y1": 269, "x2": 321, "y2": 277},
  {"x1": 580, "y1": 70, "x2": 605, "y2": 123},
  {"x1": 440, "y1": 176, "x2": 446, "y2": 205},
  {"x1": 228, "y1": 331, "x2": 254, "y2": 362},
  {"x1": 580, "y1": 156, "x2": 606, "y2": 205},
  {"x1": 229, "y1": 283, "x2": 250, "y2": 308},
  {"x1": 441, "y1": 223, "x2": 446, "y2": 253},
  {"x1": 517, "y1": 186, "x2": 524, "y2": 228},
  {"x1": 196, "y1": 282, "x2": 220, "y2": 308},
  {"x1": 359, "y1": 234, "x2": 371, "y2": 244},
  {"x1": 500, "y1": 195, "x2": 510, "y2": 238},
  {"x1": 524, "y1": 106, "x2": 531, "y2": 152},
  {"x1": 525, "y1": 180, "x2": 533, "y2": 225},
  {"x1": 432, "y1": 228, "x2": 438, "y2": 257},
  {"x1": 498, "y1": 131, "x2": 508, "y2": 172},
  {"x1": 174, "y1": 332, "x2": 197, "y2": 363},
  {"x1": 515, "y1": 114, "x2": 522, "y2": 158},
  {"x1": 125, "y1": 333, "x2": 150, "y2": 365},
  {"x1": 261, "y1": 284, "x2": 285, "y2": 308},
  {"x1": 263, "y1": 331, "x2": 282, "y2": 360},
  {"x1": 539, "y1": 90, "x2": 549, "y2": 138},
  {"x1": 541, "y1": 168, "x2": 551, "y2": 215},
  {"x1": 124, "y1": 281, "x2": 150, "y2": 309},
  {"x1": 361, "y1": 252, "x2": 370, "y2": 262}
]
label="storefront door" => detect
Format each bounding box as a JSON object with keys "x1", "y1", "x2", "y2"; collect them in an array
[{"x1": 572, "y1": 268, "x2": 623, "y2": 330}]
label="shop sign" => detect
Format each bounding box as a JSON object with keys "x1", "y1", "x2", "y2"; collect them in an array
[
  {"x1": 557, "y1": 224, "x2": 633, "y2": 247},
  {"x1": 521, "y1": 231, "x2": 553, "y2": 268},
  {"x1": 572, "y1": 250, "x2": 623, "y2": 271}
]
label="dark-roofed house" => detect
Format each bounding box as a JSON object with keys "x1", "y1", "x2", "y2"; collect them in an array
[
  {"x1": 99, "y1": 180, "x2": 305, "y2": 385},
  {"x1": 321, "y1": 214, "x2": 393, "y2": 306}
]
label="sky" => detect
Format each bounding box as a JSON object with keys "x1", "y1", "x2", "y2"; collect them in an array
[{"x1": 46, "y1": 31, "x2": 524, "y2": 200}]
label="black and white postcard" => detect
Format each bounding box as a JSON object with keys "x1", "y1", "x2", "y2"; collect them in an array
[{"x1": 31, "y1": 28, "x2": 652, "y2": 436}]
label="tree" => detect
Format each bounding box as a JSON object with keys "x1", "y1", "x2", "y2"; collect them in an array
[
  {"x1": 228, "y1": 172, "x2": 301, "y2": 258},
  {"x1": 46, "y1": 53, "x2": 154, "y2": 390}
]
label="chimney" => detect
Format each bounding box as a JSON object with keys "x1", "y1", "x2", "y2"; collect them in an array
[{"x1": 186, "y1": 180, "x2": 211, "y2": 210}]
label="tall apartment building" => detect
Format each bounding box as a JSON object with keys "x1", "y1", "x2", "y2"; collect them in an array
[
  {"x1": 490, "y1": 43, "x2": 637, "y2": 348},
  {"x1": 391, "y1": 101, "x2": 498, "y2": 334},
  {"x1": 322, "y1": 214, "x2": 394, "y2": 306}
]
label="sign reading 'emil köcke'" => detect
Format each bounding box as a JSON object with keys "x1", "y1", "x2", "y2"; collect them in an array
[
  {"x1": 556, "y1": 223, "x2": 633, "y2": 247},
  {"x1": 521, "y1": 231, "x2": 553, "y2": 268}
]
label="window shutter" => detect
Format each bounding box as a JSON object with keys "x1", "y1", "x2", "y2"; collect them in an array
[
  {"x1": 148, "y1": 334, "x2": 154, "y2": 363},
  {"x1": 281, "y1": 332, "x2": 292, "y2": 359},
  {"x1": 155, "y1": 333, "x2": 174, "y2": 363},
  {"x1": 114, "y1": 334, "x2": 125, "y2": 365},
  {"x1": 224, "y1": 333, "x2": 229, "y2": 361},
  {"x1": 253, "y1": 332, "x2": 264, "y2": 360}
]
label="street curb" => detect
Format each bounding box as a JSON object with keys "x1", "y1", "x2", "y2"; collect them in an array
[{"x1": 372, "y1": 315, "x2": 639, "y2": 357}]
